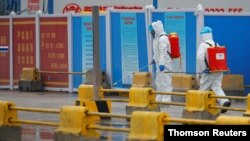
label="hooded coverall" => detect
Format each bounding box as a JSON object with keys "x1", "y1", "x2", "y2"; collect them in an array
[
  {"x1": 197, "y1": 27, "x2": 230, "y2": 106},
  {"x1": 151, "y1": 20, "x2": 173, "y2": 102}
]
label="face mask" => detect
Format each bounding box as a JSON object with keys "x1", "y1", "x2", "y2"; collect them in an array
[{"x1": 150, "y1": 30, "x2": 155, "y2": 38}]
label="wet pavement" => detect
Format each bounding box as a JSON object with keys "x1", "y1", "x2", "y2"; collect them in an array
[{"x1": 0, "y1": 89, "x2": 247, "y2": 141}]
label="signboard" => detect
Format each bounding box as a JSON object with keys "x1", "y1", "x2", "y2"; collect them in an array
[
  {"x1": 62, "y1": 3, "x2": 81, "y2": 14},
  {"x1": 27, "y1": 0, "x2": 40, "y2": 14},
  {"x1": 164, "y1": 12, "x2": 186, "y2": 72},
  {"x1": 13, "y1": 18, "x2": 36, "y2": 85},
  {"x1": 111, "y1": 12, "x2": 148, "y2": 88},
  {"x1": 0, "y1": 18, "x2": 10, "y2": 85},
  {"x1": 40, "y1": 17, "x2": 68, "y2": 88},
  {"x1": 120, "y1": 13, "x2": 139, "y2": 84},
  {"x1": 152, "y1": 11, "x2": 197, "y2": 74},
  {"x1": 82, "y1": 16, "x2": 93, "y2": 73},
  {"x1": 72, "y1": 15, "x2": 107, "y2": 89},
  {"x1": 152, "y1": 12, "x2": 187, "y2": 73}
]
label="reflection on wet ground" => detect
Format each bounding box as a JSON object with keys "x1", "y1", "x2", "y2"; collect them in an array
[{"x1": 22, "y1": 119, "x2": 129, "y2": 141}]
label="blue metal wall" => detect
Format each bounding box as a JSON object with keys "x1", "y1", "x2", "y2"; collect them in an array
[
  {"x1": 48, "y1": 0, "x2": 53, "y2": 14},
  {"x1": 205, "y1": 16, "x2": 250, "y2": 94},
  {"x1": 185, "y1": 12, "x2": 197, "y2": 73},
  {"x1": 72, "y1": 15, "x2": 106, "y2": 89},
  {"x1": 152, "y1": 12, "x2": 197, "y2": 73},
  {"x1": 72, "y1": 17, "x2": 83, "y2": 88},
  {"x1": 111, "y1": 12, "x2": 148, "y2": 88}
]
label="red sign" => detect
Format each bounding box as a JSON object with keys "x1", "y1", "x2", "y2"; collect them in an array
[
  {"x1": 0, "y1": 18, "x2": 10, "y2": 85},
  {"x1": 28, "y1": 0, "x2": 40, "y2": 14},
  {"x1": 13, "y1": 18, "x2": 36, "y2": 85},
  {"x1": 40, "y1": 17, "x2": 68, "y2": 88},
  {"x1": 63, "y1": 3, "x2": 81, "y2": 14}
]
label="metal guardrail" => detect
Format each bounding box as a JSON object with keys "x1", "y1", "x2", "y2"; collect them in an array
[
  {"x1": 101, "y1": 88, "x2": 248, "y2": 113},
  {"x1": 37, "y1": 70, "x2": 86, "y2": 75},
  {"x1": 8, "y1": 106, "x2": 131, "y2": 127},
  {"x1": 151, "y1": 91, "x2": 186, "y2": 96},
  {"x1": 208, "y1": 95, "x2": 247, "y2": 100},
  {"x1": 10, "y1": 119, "x2": 59, "y2": 127},
  {"x1": 151, "y1": 101, "x2": 186, "y2": 106},
  {"x1": 102, "y1": 98, "x2": 129, "y2": 103},
  {"x1": 10, "y1": 106, "x2": 60, "y2": 114},
  {"x1": 87, "y1": 112, "x2": 131, "y2": 120},
  {"x1": 165, "y1": 117, "x2": 215, "y2": 125},
  {"x1": 209, "y1": 105, "x2": 246, "y2": 112},
  {"x1": 101, "y1": 88, "x2": 129, "y2": 93},
  {"x1": 87, "y1": 124, "x2": 130, "y2": 133}
]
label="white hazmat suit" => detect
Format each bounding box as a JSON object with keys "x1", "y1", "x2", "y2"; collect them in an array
[
  {"x1": 150, "y1": 20, "x2": 173, "y2": 102},
  {"x1": 197, "y1": 26, "x2": 230, "y2": 113}
]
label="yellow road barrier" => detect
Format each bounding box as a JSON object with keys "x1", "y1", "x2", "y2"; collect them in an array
[
  {"x1": 164, "y1": 115, "x2": 250, "y2": 125},
  {"x1": 87, "y1": 112, "x2": 131, "y2": 120},
  {"x1": 132, "y1": 72, "x2": 152, "y2": 87},
  {"x1": 209, "y1": 95, "x2": 247, "y2": 100},
  {"x1": 6, "y1": 105, "x2": 60, "y2": 127},
  {"x1": 10, "y1": 119, "x2": 59, "y2": 126},
  {"x1": 102, "y1": 98, "x2": 129, "y2": 103},
  {"x1": 209, "y1": 94, "x2": 249, "y2": 114},
  {"x1": 78, "y1": 84, "x2": 104, "y2": 100},
  {"x1": 151, "y1": 101, "x2": 186, "y2": 106},
  {"x1": 9, "y1": 106, "x2": 60, "y2": 114},
  {"x1": 128, "y1": 111, "x2": 168, "y2": 141},
  {"x1": 38, "y1": 70, "x2": 86, "y2": 75},
  {"x1": 216, "y1": 116, "x2": 250, "y2": 125},
  {"x1": 243, "y1": 94, "x2": 250, "y2": 116},
  {"x1": 151, "y1": 91, "x2": 186, "y2": 96},
  {"x1": 57, "y1": 106, "x2": 99, "y2": 137},
  {"x1": 87, "y1": 124, "x2": 130, "y2": 133},
  {"x1": 182, "y1": 90, "x2": 220, "y2": 120},
  {"x1": 185, "y1": 90, "x2": 219, "y2": 115},
  {"x1": 0, "y1": 101, "x2": 17, "y2": 126},
  {"x1": 101, "y1": 88, "x2": 129, "y2": 94},
  {"x1": 209, "y1": 105, "x2": 246, "y2": 112},
  {"x1": 101, "y1": 89, "x2": 187, "y2": 97},
  {"x1": 126, "y1": 87, "x2": 158, "y2": 111},
  {"x1": 165, "y1": 117, "x2": 215, "y2": 125},
  {"x1": 76, "y1": 85, "x2": 250, "y2": 121}
]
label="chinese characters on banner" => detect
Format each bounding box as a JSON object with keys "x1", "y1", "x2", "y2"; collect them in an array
[
  {"x1": 82, "y1": 16, "x2": 93, "y2": 75},
  {"x1": 120, "y1": 13, "x2": 139, "y2": 84},
  {"x1": 82, "y1": 17, "x2": 93, "y2": 83},
  {"x1": 40, "y1": 17, "x2": 68, "y2": 87},
  {"x1": 164, "y1": 12, "x2": 186, "y2": 72},
  {"x1": 0, "y1": 18, "x2": 10, "y2": 85},
  {"x1": 13, "y1": 18, "x2": 36, "y2": 85}
]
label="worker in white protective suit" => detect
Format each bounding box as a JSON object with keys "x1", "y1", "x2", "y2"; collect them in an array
[
  {"x1": 149, "y1": 20, "x2": 173, "y2": 103},
  {"x1": 197, "y1": 26, "x2": 231, "y2": 113}
]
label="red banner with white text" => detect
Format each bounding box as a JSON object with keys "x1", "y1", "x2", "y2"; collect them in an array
[
  {"x1": 13, "y1": 18, "x2": 36, "y2": 85},
  {"x1": 40, "y1": 17, "x2": 68, "y2": 88},
  {"x1": 0, "y1": 18, "x2": 10, "y2": 86}
]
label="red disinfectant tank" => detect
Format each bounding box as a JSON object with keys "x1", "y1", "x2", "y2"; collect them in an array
[
  {"x1": 168, "y1": 32, "x2": 181, "y2": 59},
  {"x1": 207, "y1": 46, "x2": 228, "y2": 72}
]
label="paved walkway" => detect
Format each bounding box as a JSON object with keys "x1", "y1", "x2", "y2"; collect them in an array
[{"x1": 0, "y1": 89, "x2": 247, "y2": 141}]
